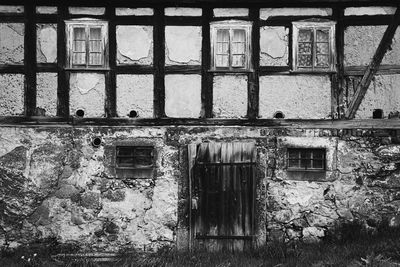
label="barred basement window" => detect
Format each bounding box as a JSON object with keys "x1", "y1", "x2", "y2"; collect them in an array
[
  {"x1": 292, "y1": 20, "x2": 336, "y2": 72},
  {"x1": 65, "y1": 19, "x2": 108, "y2": 68},
  {"x1": 287, "y1": 148, "x2": 326, "y2": 171},
  {"x1": 210, "y1": 20, "x2": 252, "y2": 71},
  {"x1": 115, "y1": 146, "x2": 154, "y2": 178}
]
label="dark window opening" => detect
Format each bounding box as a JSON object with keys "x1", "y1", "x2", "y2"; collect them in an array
[
  {"x1": 287, "y1": 148, "x2": 326, "y2": 171},
  {"x1": 116, "y1": 146, "x2": 153, "y2": 169},
  {"x1": 373, "y1": 109, "x2": 383, "y2": 119}
]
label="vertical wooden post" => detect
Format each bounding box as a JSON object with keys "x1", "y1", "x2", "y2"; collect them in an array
[
  {"x1": 248, "y1": 8, "x2": 260, "y2": 120},
  {"x1": 333, "y1": 7, "x2": 345, "y2": 119},
  {"x1": 57, "y1": 5, "x2": 69, "y2": 118},
  {"x1": 105, "y1": 6, "x2": 117, "y2": 117},
  {"x1": 153, "y1": 7, "x2": 165, "y2": 118},
  {"x1": 202, "y1": 8, "x2": 213, "y2": 118},
  {"x1": 24, "y1": 3, "x2": 36, "y2": 116}
]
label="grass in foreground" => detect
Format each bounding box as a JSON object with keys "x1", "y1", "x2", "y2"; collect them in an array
[{"x1": 2, "y1": 227, "x2": 400, "y2": 267}]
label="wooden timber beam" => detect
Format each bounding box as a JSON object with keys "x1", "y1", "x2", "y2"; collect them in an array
[{"x1": 345, "y1": 7, "x2": 400, "y2": 119}]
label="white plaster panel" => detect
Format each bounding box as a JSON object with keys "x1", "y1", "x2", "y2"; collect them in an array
[
  {"x1": 0, "y1": 23, "x2": 24, "y2": 64},
  {"x1": 117, "y1": 26, "x2": 153, "y2": 65},
  {"x1": 165, "y1": 75, "x2": 201, "y2": 118},
  {"x1": 0, "y1": 6, "x2": 24, "y2": 13},
  {"x1": 213, "y1": 75, "x2": 248, "y2": 118},
  {"x1": 68, "y1": 7, "x2": 105, "y2": 15},
  {"x1": 36, "y1": 6, "x2": 57, "y2": 14},
  {"x1": 116, "y1": 74, "x2": 153, "y2": 118},
  {"x1": 37, "y1": 24, "x2": 57, "y2": 63},
  {"x1": 356, "y1": 75, "x2": 400, "y2": 119},
  {"x1": 214, "y1": 8, "x2": 249, "y2": 17},
  {"x1": 69, "y1": 73, "x2": 105, "y2": 117},
  {"x1": 0, "y1": 74, "x2": 24, "y2": 116},
  {"x1": 165, "y1": 8, "x2": 202, "y2": 16},
  {"x1": 345, "y1": 7, "x2": 396, "y2": 16},
  {"x1": 116, "y1": 8, "x2": 153, "y2": 16},
  {"x1": 260, "y1": 8, "x2": 332, "y2": 20},
  {"x1": 165, "y1": 26, "x2": 201, "y2": 65},
  {"x1": 260, "y1": 26, "x2": 289, "y2": 66},
  {"x1": 37, "y1": 73, "x2": 57, "y2": 116},
  {"x1": 259, "y1": 75, "x2": 331, "y2": 119},
  {"x1": 344, "y1": 26, "x2": 400, "y2": 66}
]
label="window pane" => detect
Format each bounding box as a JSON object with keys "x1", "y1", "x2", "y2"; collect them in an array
[
  {"x1": 232, "y1": 55, "x2": 244, "y2": 67},
  {"x1": 288, "y1": 159, "x2": 300, "y2": 168},
  {"x1": 316, "y1": 43, "x2": 329, "y2": 54},
  {"x1": 316, "y1": 55, "x2": 329, "y2": 67},
  {"x1": 299, "y1": 29, "x2": 312, "y2": 42},
  {"x1": 216, "y1": 55, "x2": 229, "y2": 67},
  {"x1": 233, "y1": 29, "x2": 245, "y2": 42},
  {"x1": 298, "y1": 43, "x2": 312, "y2": 54},
  {"x1": 117, "y1": 157, "x2": 135, "y2": 167},
  {"x1": 89, "y1": 53, "x2": 102, "y2": 65},
  {"x1": 89, "y1": 27, "x2": 101, "y2": 40},
  {"x1": 312, "y1": 150, "x2": 325, "y2": 159},
  {"x1": 73, "y1": 27, "x2": 86, "y2": 65},
  {"x1": 217, "y1": 29, "x2": 229, "y2": 42},
  {"x1": 316, "y1": 30, "x2": 329, "y2": 42},
  {"x1": 312, "y1": 159, "x2": 324, "y2": 169},
  {"x1": 298, "y1": 54, "x2": 312, "y2": 67}
]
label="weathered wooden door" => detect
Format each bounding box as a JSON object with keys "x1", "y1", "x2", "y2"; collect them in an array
[{"x1": 188, "y1": 142, "x2": 256, "y2": 251}]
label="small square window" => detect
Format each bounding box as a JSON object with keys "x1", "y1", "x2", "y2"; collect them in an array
[
  {"x1": 292, "y1": 20, "x2": 336, "y2": 72},
  {"x1": 210, "y1": 20, "x2": 252, "y2": 71},
  {"x1": 115, "y1": 146, "x2": 154, "y2": 179},
  {"x1": 287, "y1": 148, "x2": 326, "y2": 171},
  {"x1": 66, "y1": 19, "x2": 108, "y2": 69}
]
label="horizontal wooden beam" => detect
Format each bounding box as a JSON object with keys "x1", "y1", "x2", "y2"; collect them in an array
[
  {"x1": 345, "y1": 7, "x2": 400, "y2": 119},
  {"x1": 2, "y1": 117, "x2": 400, "y2": 129},
  {"x1": 344, "y1": 65, "x2": 400, "y2": 76}
]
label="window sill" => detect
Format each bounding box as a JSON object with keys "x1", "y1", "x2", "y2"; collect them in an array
[
  {"x1": 208, "y1": 69, "x2": 254, "y2": 74},
  {"x1": 286, "y1": 168, "x2": 326, "y2": 173},
  {"x1": 290, "y1": 70, "x2": 336, "y2": 75},
  {"x1": 65, "y1": 67, "x2": 110, "y2": 71}
]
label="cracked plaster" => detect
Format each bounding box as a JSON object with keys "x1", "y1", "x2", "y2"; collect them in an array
[
  {"x1": 260, "y1": 8, "x2": 332, "y2": 20},
  {"x1": 37, "y1": 73, "x2": 57, "y2": 116},
  {"x1": 116, "y1": 8, "x2": 153, "y2": 16},
  {"x1": 0, "y1": 23, "x2": 24, "y2": 64},
  {"x1": 260, "y1": 26, "x2": 289, "y2": 66},
  {"x1": 117, "y1": 26, "x2": 153, "y2": 65},
  {"x1": 165, "y1": 8, "x2": 202, "y2": 16},
  {"x1": 69, "y1": 73, "x2": 105, "y2": 117},
  {"x1": 36, "y1": 24, "x2": 57, "y2": 63},
  {"x1": 165, "y1": 26, "x2": 201, "y2": 65},
  {"x1": 0, "y1": 74, "x2": 24, "y2": 116}
]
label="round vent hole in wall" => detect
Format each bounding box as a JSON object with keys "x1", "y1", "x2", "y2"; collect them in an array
[
  {"x1": 76, "y1": 109, "x2": 85, "y2": 118},
  {"x1": 129, "y1": 110, "x2": 138, "y2": 118},
  {"x1": 91, "y1": 137, "x2": 102, "y2": 148},
  {"x1": 373, "y1": 109, "x2": 383, "y2": 119},
  {"x1": 273, "y1": 111, "x2": 285, "y2": 119}
]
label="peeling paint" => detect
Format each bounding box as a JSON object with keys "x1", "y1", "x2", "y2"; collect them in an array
[
  {"x1": 260, "y1": 8, "x2": 332, "y2": 20},
  {"x1": 117, "y1": 26, "x2": 153, "y2": 65},
  {"x1": 260, "y1": 26, "x2": 289, "y2": 66},
  {"x1": 116, "y1": 8, "x2": 153, "y2": 16},
  {"x1": 0, "y1": 74, "x2": 24, "y2": 116},
  {"x1": 116, "y1": 75, "x2": 153, "y2": 118},
  {"x1": 165, "y1": 8, "x2": 202, "y2": 16},
  {"x1": 165, "y1": 75, "x2": 201, "y2": 118},
  {"x1": 345, "y1": 6, "x2": 396, "y2": 16},
  {"x1": 214, "y1": 8, "x2": 249, "y2": 17},
  {"x1": 36, "y1": 6, "x2": 57, "y2": 14},
  {"x1": 213, "y1": 75, "x2": 248, "y2": 118},
  {"x1": 68, "y1": 7, "x2": 105, "y2": 15},
  {"x1": 259, "y1": 75, "x2": 331, "y2": 119},
  {"x1": 36, "y1": 24, "x2": 57, "y2": 63},
  {"x1": 69, "y1": 73, "x2": 105, "y2": 117},
  {"x1": 0, "y1": 5, "x2": 24, "y2": 13},
  {"x1": 0, "y1": 23, "x2": 24, "y2": 64},
  {"x1": 37, "y1": 73, "x2": 57, "y2": 116},
  {"x1": 165, "y1": 26, "x2": 202, "y2": 65}
]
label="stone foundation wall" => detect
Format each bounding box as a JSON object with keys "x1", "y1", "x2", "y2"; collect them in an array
[{"x1": 1, "y1": 126, "x2": 400, "y2": 251}]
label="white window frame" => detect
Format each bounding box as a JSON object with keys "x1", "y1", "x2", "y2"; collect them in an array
[
  {"x1": 292, "y1": 20, "x2": 336, "y2": 72},
  {"x1": 210, "y1": 20, "x2": 252, "y2": 72},
  {"x1": 65, "y1": 19, "x2": 108, "y2": 69}
]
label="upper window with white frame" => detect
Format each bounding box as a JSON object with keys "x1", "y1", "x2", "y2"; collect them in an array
[
  {"x1": 65, "y1": 19, "x2": 108, "y2": 69},
  {"x1": 292, "y1": 20, "x2": 336, "y2": 72},
  {"x1": 210, "y1": 20, "x2": 252, "y2": 71}
]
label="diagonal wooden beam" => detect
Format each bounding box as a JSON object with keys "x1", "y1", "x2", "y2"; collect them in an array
[{"x1": 345, "y1": 7, "x2": 400, "y2": 119}]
